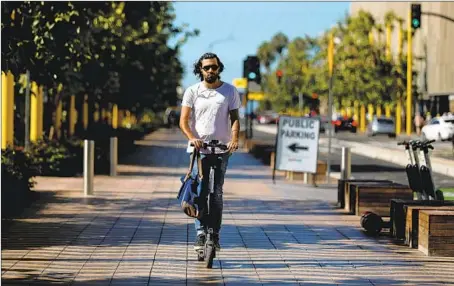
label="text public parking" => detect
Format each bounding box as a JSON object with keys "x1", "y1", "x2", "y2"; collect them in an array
[{"x1": 280, "y1": 118, "x2": 316, "y2": 139}]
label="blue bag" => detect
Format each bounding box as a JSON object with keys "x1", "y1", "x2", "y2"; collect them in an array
[{"x1": 177, "y1": 150, "x2": 203, "y2": 218}]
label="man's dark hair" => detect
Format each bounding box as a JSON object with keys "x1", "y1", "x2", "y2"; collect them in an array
[{"x1": 193, "y1": 52, "x2": 224, "y2": 81}]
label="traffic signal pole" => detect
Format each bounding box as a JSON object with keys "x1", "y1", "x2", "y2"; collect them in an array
[
  {"x1": 326, "y1": 33, "x2": 334, "y2": 184},
  {"x1": 243, "y1": 56, "x2": 261, "y2": 139},
  {"x1": 406, "y1": 8, "x2": 413, "y2": 136}
]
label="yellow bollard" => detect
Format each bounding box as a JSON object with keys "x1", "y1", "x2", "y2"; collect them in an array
[
  {"x1": 38, "y1": 86, "x2": 43, "y2": 139},
  {"x1": 376, "y1": 105, "x2": 382, "y2": 117},
  {"x1": 360, "y1": 104, "x2": 366, "y2": 132},
  {"x1": 69, "y1": 95, "x2": 76, "y2": 136},
  {"x1": 354, "y1": 101, "x2": 359, "y2": 122},
  {"x1": 396, "y1": 99, "x2": 402, "y2": 135},
  {"x1": 367, "y1": 104, "x2": 374, "y2": 122},
  {"x1": 112, "y1": 104, "x2": 118, "y2": 129},
  {"x1": 83, "y1": 95, "x2": 89, "y2": 130},
  {"x1": 30, "y1": 81, "x2": 40, "y2": 142},
  {"x1": 385, "y1": 104, "x2": 391, "y2": 118},
  {"x1": 340, "y1": 108, "x2": 346, "y2": 117},
  {"x1": 101, "y1": 108, "x2": 106, "y2": 122},
  {"x1": 126, "y1": 110, "x2": 131, "y2": 124},
  {"x1": 55, "y1": 100, "x2": 62, "y2": 139},
  {"x1": 94, "y1": 103, "x2": 100, "y2": 123},
  {"x1": 2, "y1": 72, "x2": 14, "y2": 149}
]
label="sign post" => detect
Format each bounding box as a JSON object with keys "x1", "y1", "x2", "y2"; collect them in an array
[{"x1": 272, "y1": 115, "x2": 320, "y2": 183}]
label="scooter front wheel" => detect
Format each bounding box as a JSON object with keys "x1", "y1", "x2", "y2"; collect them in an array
[{"x1": 205, "y1": 245, "x2": 215, "y2": 268}]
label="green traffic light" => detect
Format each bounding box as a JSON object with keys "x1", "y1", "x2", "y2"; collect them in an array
[
  {"x1": 412, "y1": 19, "x2": 420, "y2": 28},
  {"x1": 248, "y1": 72, "x2": 256, "y2": 80}
]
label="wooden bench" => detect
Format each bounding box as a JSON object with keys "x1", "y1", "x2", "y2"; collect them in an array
[
  {"x1": 390, "y1": 199, "x2": 454, "y2": 240},
  {"x1": 337, "y1": 179, "x2": 392, "y2": 209},
  {"x1": 405, "y1": 205, "x2": 454, "y2": 248},
  {"x1": 354, "y1": 183, "x2": 412, "y2": 216},
  {"x1": 418, "y1": 210, "x2": 454, "y2": 257}
]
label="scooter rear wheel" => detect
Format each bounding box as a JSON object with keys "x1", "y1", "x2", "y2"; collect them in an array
[{"x1": 197, "y1": 252, "x2": 204, "y2": 261}]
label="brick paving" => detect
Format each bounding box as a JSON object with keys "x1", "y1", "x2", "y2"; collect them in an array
[{"x1": 2, "y1": 128, "x2": 454, "y2": 285}]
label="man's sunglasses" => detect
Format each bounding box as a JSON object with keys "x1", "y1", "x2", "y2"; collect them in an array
[{"x1": 202, "y1": 65, "x2": 219, "y2": 71}]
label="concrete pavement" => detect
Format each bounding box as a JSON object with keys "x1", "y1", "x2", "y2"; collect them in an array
[{"x1": 2, "y1": 128, "x2": 454, "y2": 285}]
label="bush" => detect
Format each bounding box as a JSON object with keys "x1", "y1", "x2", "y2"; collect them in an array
[
  {"x1": 1, "y1": 146, "x2": 41, "y2": 188},
  {"x1": 1, "y1": 147, "x2": 41, "y2": 218},
  {"x1": 30, "y1": 138, "x2": 80, "y2": 177}
]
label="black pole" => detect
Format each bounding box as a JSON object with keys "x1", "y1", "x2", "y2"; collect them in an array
[
  {"x1": 272, "y1": 119, "x2": 280, "y2": 184},
  {"x1": 24, "y1": 70, "x2": 31, "y2": 151}
]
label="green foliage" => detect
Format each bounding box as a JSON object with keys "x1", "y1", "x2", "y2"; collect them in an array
[
  {"x1": 29, "y1": 138, "x2": 79, "y2": 176},
  {"x1": 1, "y1": 147, "x2": 41, "y2": 189},
  {"x1": 256, "y1": 10, "x2": 416, "y2": 110},
  {"x1": 1, "y1": 1, "x2": 198, "y2": 118}
]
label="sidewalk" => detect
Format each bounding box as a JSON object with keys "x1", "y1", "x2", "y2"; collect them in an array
[{"x1": 2, "y1": 128, "x2": 454, "y2": 285}]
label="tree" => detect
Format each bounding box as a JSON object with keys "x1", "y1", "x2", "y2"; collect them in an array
[
  {"x1": 2, "y1": 1, "x2": 199, "y2": 139},
  {"x1": 255, "y1": 9, "x2": 416, "y2": 114}
]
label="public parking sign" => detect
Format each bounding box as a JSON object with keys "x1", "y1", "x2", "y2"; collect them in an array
[{"x1": 274, "y1": 116, "x2": 320, "y2": 174}]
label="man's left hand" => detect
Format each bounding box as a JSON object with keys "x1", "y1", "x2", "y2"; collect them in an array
[{"x1": 227, "y1": 140, "x2": 239, "y2": 153}]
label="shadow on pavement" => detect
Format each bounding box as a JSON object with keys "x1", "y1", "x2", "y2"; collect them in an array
[{"x1": 330, "y1": 164, "x2": 403, "y2": 173}]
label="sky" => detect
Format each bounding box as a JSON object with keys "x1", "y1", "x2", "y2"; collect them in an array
[{"x1": 170, "y1": 1, "x2": 351, "y2": 89}]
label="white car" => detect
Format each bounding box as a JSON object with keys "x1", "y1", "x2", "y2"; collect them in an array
[{"x1": 421, "y1": 115, "x2": 454, "y2": 141}]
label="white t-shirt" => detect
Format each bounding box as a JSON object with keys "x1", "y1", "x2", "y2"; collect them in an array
[{"x1": 181, "y1": 81, "x2": 241, "y2": 154}]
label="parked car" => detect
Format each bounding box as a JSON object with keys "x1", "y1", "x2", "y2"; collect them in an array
[
  {"x1": 257, "y1": 111, "x2": 279, "y2": 124},
  {"x1": 333, "y1": 116, "x2": 357, "y2": 133},
  {"x1": 421, "y1": 115, "x2": 454, "y2": 141},
  {"x1": 366, "y1": 116, "x2": 396, "y2": 138}
]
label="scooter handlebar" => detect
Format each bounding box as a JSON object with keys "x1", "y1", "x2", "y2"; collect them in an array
[{"x1": 190, "y1": 142, "x2": 228, "y2": 150}]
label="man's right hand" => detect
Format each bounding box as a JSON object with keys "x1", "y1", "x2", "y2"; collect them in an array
[{"x1": 190, "y1": 138, "x2": 204, "y2": 150}]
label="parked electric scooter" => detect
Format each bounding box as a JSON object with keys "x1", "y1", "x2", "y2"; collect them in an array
[
  {"x1": 416, "y1": 140, "x2": 444, "y2": 201},
  {"x1": 397, "y1": 140, "x2": 425, "y2": 199},
  {"x1": 361, "y1": 139, "x2": 444, "y2": 235}
]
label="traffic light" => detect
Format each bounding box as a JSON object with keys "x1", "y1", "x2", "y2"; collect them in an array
[
  {"x1": 276, "y1": 69, "x2": 283, "y2": 84},
  {"x1": 243, "y1": 56, "x2": 261, "y2": 84},
  {"x1": 411, "y1": 3, "x2": 421, "y2": 30}
]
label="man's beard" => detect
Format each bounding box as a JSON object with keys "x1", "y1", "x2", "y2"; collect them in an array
[{"x1": 205, "y1": 73, "x2": 218, "y2": 84}]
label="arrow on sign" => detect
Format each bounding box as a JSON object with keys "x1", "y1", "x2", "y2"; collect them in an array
[{"x1": 288, "y1": 143, "x2": 309, "y2": 153}]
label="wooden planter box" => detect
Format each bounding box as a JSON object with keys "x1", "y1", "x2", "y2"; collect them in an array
[
  {"x1": 354, "y1": 183, "x2": 412, "y2": 216},
  {"x1": 405, "y1": 205, "x2": 454, "y2": 248},
  {"x1": 418, "y1": 210, "x2": 454, "y2": 257},
  {"x1": 345, "y1": 182, "x2": 398, "y2": 214},
  {"x1": 337, "y1": 179, "x2": 392, "y2": 209},
  {"x1": 390, "y1": 199, "x2": 454, "y2": 240}
]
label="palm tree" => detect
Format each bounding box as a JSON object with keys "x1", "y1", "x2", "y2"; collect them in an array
[
  {"x1": 257, "y1": 41, "x2": 275, "y2": 71},
  {"x1": 270, "y1": 32, "x2": 289, "y2": 57}
]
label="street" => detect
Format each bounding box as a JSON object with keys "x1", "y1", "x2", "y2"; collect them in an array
[{"x1": 252, "y1": 124, "x2": 454, "y2": 188}]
